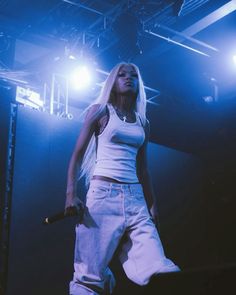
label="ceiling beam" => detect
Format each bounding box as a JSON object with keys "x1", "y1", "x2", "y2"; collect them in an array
[
  {"x1": 182, "y1": 0, "x2": 236, "y2": 37},
  {"x1": 143, "y1": 0, "x2": 236, "y2": 57},
  {"x1": 62, "y1": 0, "x2": 104, "y2": 16}
]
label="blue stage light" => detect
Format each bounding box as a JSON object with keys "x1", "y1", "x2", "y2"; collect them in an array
[
  {"x1": 68, "y1": 55, "x2": 76, "y2": 60},
  {"x1": 69, "y1": 65, "x2": 92, "y2": 90},
  {"x1": 203, "y1": 96, "x2": 214, "y2": 103},
  {"x1": 233, "y1": 55, "x2": 236, "y2": 65}
]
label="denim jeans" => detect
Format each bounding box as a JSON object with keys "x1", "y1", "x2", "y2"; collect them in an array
[{"x1": 69, "y1": 179, "x2": 180, "y2": 295}]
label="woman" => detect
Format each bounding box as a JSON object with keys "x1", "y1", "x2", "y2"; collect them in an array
[{"x1": 65, "y1": 63, "x2": 180, "y2": 295}]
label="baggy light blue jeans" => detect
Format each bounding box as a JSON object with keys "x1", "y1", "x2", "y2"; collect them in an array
[{"x1": 69, "y1": 179, "x2": 180, "y2": 295}]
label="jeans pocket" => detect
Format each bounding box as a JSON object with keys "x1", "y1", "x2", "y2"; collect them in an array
[
  {"x1": 132, "y1": 187, "x2": 144, "y2": 200},
  {"x1": 136, "y1": 193, "x2": 144, "y2": 201},
  {"x1": 87, "y1": 186, "x2": 110, "y2": 200}
]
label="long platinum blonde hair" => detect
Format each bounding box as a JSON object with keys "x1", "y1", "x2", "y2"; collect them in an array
[{"x1": 79, "y1": 62, "x2": 147, "y2": 187}]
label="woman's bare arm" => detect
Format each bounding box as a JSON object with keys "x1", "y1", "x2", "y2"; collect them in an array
[
  {"x1": 136, "y1": 120, "x2": 159, "y2": 225},
  {"x1": 65, "y1": 104, "x2": 103, "y2": 210}
]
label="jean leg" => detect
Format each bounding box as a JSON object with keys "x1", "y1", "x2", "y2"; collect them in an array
[
  {"x1": 70, "y1": 281, "x2": 99, "y2": 295},
  {"x1": 70, "y1": 181, "x2": 125, "y2": 294},
  {"x1": 119, "y1": 185, "x2": 180, "y2": 286}
]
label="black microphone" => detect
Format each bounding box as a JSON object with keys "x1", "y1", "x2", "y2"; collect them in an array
[{"x1": 43, "y1": 206, "x2": 82, "y2": 225}]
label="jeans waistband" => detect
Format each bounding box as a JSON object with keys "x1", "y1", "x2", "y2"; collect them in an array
[{"x1": 89, "y1": 178, "x2": 142, "y2": 190}]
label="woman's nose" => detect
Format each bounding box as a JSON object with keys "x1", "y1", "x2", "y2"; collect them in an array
[{"x1": 125, "y1": 75, "x2": 133, "y2": 80}]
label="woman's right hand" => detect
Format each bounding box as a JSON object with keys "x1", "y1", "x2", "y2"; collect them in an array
[
  {"x1": 65, "y1": 104, "x2": 103, "y2": 221},
  {"x1": 65, "y1": 185, "x2": 75, "y2": 206},
  {"x1": 65, "y1": 189, "x2": 85, "y2": 222}
]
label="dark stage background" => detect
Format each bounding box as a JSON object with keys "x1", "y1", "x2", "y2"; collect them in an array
[{"x1": 1, "y1": 103, "x2": 236, "y2": 295}]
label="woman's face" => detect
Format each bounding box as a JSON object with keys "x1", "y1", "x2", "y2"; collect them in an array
[{"x1": 113, "y1": 64, "x2": 139, "y2": 96}]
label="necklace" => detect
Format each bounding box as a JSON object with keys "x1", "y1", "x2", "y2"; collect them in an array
[{"x1": 114, "y1": 106, "x2": 131, "y2": 122}]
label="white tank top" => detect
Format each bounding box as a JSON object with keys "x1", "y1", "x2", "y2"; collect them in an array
[{"x1": 93, "y1": 103, "x2": 145, "y2": 183}]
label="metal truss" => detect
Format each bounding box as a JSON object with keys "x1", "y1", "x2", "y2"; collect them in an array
[
  {"x1": 1, "y1": 0, "x2": 231, "y2": 107},
  {"x1": 0, "y1": 104, "x2": 17, "y2": 295}
]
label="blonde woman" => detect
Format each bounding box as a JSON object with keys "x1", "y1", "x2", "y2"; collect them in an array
[{"x1": 65, "y1": 63, "x2": 180, "y2": 295}]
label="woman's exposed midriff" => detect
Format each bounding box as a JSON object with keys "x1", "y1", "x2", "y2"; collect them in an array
[{"x1": 92, "y1": 175, "x2": 139, "y2": 184}]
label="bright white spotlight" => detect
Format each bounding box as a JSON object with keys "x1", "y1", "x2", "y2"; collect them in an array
[
  {"x1": 69, "y1": 66, "x2": 92, "y2": 90},
  {"x1": 203, "y1": 96, "x2": 214, "y2": 103},
  {"x1": 233, "y1": 55, "x2": 236, "y2": 65},
  {"x1": 69, "y1": 55, "x2": 76, "y2": 60}
]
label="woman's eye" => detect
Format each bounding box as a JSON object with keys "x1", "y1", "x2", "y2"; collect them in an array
[{"x1": 118, "y1": 72, "x2": 138, "y2": 77}]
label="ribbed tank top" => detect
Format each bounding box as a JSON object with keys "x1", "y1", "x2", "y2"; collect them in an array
[{"x1": 93, "y1": 103, "x2": 145, "y2": 183}]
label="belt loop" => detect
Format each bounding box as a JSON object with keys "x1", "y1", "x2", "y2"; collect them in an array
[{"x1": 129, "y1": 184, "x2": 132, "y2": 195}]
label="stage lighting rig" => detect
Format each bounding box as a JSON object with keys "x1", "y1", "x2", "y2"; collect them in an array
[
  {"x1": 172, "y1": 0, "x2": 185, "y2": 16},
  {"x1": 48, "y1": 48, "x2": 96, "y2": 117},
  {"x1": 164, "y1": 0, "x2": 186, "y2": 17},
  {"x1": 0, "y1": 32, "x2": 10, "y2": 53},
  {"x1": 15, "y1": 85, "x2": 43, "y2": 110}
]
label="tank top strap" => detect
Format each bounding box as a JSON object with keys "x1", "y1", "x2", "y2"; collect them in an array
[
  {"x1": 136, "y1": 112, "x2": 145, "y2": 128},
  {"x1": 107, "y1": 103, "x2": 116, "y2": 115}
]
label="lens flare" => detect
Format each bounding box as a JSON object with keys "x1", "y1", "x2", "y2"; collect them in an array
[
  {"x1": 69, "y1": 66, "x2": 92, "y2": 90},
  {"x1": 233, "y1": 55, "x2": 236, "y2": 65}
]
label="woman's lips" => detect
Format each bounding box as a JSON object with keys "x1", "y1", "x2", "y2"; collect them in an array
[{"x1": 124, "y1": 82, "x2": 133, "y2": 86}]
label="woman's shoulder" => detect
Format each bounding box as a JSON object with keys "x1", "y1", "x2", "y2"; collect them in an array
[
  {"x1": 136, "y1": 113, "x2": 149, "y2": 128},
  {"x1": 85, "y1": 103, "x2": 108, "y2": 122}
]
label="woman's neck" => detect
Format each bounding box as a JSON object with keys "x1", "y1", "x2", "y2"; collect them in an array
[{"x1": 112, "y1": 95, "x2": 135, "y2": 112}]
